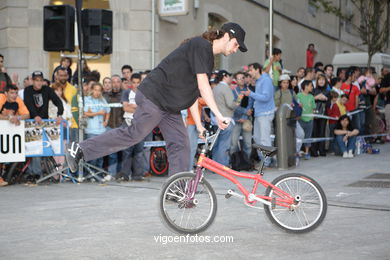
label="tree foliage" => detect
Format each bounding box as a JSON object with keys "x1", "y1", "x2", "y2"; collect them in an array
[{"x1": 312, "y1": 0, "x2": 390, "y2": 67}]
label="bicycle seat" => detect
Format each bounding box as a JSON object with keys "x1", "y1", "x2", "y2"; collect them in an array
[{"x1": 252, "y1": 144, "x2": 278, "y2": 156}]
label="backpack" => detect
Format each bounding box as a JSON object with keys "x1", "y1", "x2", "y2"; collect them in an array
[{"x1": 230, "y1": 151, "x2": 252, "y2": 171}]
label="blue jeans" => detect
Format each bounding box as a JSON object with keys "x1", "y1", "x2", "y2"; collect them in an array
[
  {"x1": 187, "y1": 124, "x2": 199, "y2": 171},
  {"x1": 212, "y1": 123, "x2": 234, "y2": 166},
  {"x1": 230, "y1": 122, "x2": 252, "y2": 159},
  {"x1": 86, "y1": 134, "x2": 104, "y2": 168},
  {"x1": 335, "y1": 135, "x2": 357, "y2": 153},
  {"x1": 106, "y1": 127, "x2": 122, "y2": 176},
  {"x1": 253, "y1": 113, "x2": 274, "y2": 166},
  {"x1": 142, "y1": 132, "x2": 153, "y2": 173},
  {"x1": 121, "y1": 140, "x2": 144, "y2": 179},
  {"x1": 299, "y1": 120, "x2": 314, "y2": 148}
]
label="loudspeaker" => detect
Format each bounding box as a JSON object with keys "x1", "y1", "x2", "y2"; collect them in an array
[
  {"x1": 43, "y1": 5, "x2": 75, "y2": 52},
  {"x1": 81, "y1": 9, "x2": 113, "y2": 55}
]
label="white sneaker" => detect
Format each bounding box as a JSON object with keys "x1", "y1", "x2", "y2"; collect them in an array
[
  {"x1": 343, "y1": 151, "x2": 348, "y2": 158},
  {"x1": 103, "y1": 175, "x2": 112, "y2": 182},
  {"x1": 348, "y1": 150, "x2": 354, "y2": 158}
]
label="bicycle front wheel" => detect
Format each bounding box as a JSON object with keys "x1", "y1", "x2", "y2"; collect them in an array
[
  {"x1": 264, "y1": 173, "x2": 327, "y2": 233},
  {"x1": 159, "y1": 172, "x2": 217, "y2": 234}
]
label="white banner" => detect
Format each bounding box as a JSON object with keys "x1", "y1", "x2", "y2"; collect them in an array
[{"x1": 0, "y1": 120, "x2": 26, "y2": 163}]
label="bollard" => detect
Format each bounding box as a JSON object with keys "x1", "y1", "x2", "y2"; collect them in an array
[{"x1": 275, "y1": 103, "x2": 295, "y2": 170}]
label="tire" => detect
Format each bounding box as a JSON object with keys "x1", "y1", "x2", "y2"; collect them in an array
[
  {"x1": 159, "y1": 172, "x2": 217, "y2": 234},
  {"x1": 5, "y1": 162, "x2": 25, "y2": 185},
  {"x1": 42, "y1": 157, "x2": 60, "y2": 183},
  {"x1": 264, "y1": 173, "x2": 327, "y2": 233},
  {"x1": 150, "y1": 147, "x2": 169, "y2": 176}
]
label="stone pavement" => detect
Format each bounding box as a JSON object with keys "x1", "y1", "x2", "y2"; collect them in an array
[{"x1": 1, "y1": 143, "x2": 390, "y2": 260}]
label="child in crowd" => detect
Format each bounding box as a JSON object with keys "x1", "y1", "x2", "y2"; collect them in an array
[
  {"x1": 83, "y1": 83, "x2": 110, "y2": 168},
  {"x1": 334, "y1": 115, "x2": 359, "y2": 158},
  {"x1": 330, "y1": 77, "x2": 344, "y2": 96},
  {"x1": 297, "y1": 80, "x2": 315, "y2": 160}
]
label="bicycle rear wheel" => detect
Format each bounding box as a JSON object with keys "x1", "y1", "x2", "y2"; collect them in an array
[
  {"x1": 5, "y1": 162, "x2": 25, "y2": 185},
  {"x1": 264, "y1": 173, "x2": 327, "y2": 233},
  {"x1": 159, "y1": 172, "x2": 217, "y2": 234}
]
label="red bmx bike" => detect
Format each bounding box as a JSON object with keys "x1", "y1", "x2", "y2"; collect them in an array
[{"x1": 159, "y1": 129, "x2": 327, "y2": 234}]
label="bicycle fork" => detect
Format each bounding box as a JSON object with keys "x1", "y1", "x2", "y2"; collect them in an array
[{"x1": 186, "y1": 166, "x2": 203, "y2": 200}]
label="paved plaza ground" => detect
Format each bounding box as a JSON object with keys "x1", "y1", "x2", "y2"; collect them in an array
[{"x1": 1, "y1": 143, "x2": 390, "y2": 260}]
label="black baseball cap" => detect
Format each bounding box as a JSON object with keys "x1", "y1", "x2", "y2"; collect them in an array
[
  {"x1": 218, "y1": 70, "x2": 232, "y2": 77},
  {"x1": 32, "y1": 71, "x2": 44, "y2": 79},
  {"x1": 221, "y1": 22, "x2": 248, "y2": 52}
]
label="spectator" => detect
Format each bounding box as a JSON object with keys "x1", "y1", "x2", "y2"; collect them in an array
[
  {"x1": 121, "y1": 65, "x2": 133, "y2": 81},
  {"x1": 49, "y1": 82, "x2": 72, "y2": 124},
  {"x1": 52, "y1": 57, "x2": 72, "y2": 83},
  {"x1": 298, "y1": 68, "x2": 315, "y2": 91},
  {"x1": 297, "y1": 80, "x2": 315, "y2": 160},
  {"x1": 274, "y1": 74, "x2": 305, "y2": 160},
  {"x1": 0, "y1": 54, "x2": 13, "y2": 93},
  {"x1": 324, "y1": 64, "x2": 334, "y2": 88},
  {"x1": 379, "y1": 72, "x2": 390, "y2": 141},
  {"x1": 330, "y1": 77, "x2": 344, "y2": 96},
  {"x1": 244, "y1": 62, "x2": 275, "y2": 167},
  {"x1": 290, "y1": 75, "x2": 299, "y2": 94},
  {"x1": 84, "y1": 82, "x2": 110, "y2": 168},
  {"x1": 230, "y1": 71, "x2": 253, "y2": 161},
  {"x1": 0, "y1": 84, "x2": 30, "y2": 123},
  {"x1": 311, "y1": 74, "x2": 330, "y2": 157},
  {"x1": 116, "y1": 73, "x2": 145, "y2": 181},
  {"x1": 102, "y1": 77, "x2": 112, "y2": 95},
  {"x1": 105, "y1": 74, "x2": 124, "y2": 176},
  {"x1": 54, "y1": 67, "x2": 77, "y2": 106},
  {"x1": 212, "y1": 70, "x2": 237, "y2": 166},
  {"x1": 24, "y1": 71, "x2": 64, "y2": 180},
  {"x1": 337, "y1": 68, "x2": 347, "y2": 82},
  {"x1": 306, "y1": 43, "x2": 317, "y2": 68},
  {"x1": 296, "y1": 67, "x2": 305, "y2": 83},
  {"x1": 263, "y1": 48, "x2": 283, "y2": 87},
  {"x1": 314, "y1": 62, "x2": 324, "y2": 71},
  {"x1": 340, "y1": 67, "x2": 361, "y2": 129},
  {"x1": 121, "y1": 77, "x2": 131, "y2": 90},
  {"x1": 326, "y1": 91, "x2": 341, "y2": 153},
  {"x1": 72, "y1": 59, "x2": 91, "y2": 86},
  {"x1": 334, "y1": 115, "x2": 359, "y2": 158}
]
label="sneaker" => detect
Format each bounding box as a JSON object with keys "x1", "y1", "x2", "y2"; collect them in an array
[
  {"x1": 132, "y1": 176, "x2": 145, "y2": 182},
  {"x1": 103, "y1": 175, "x2": 112, "y2": 182},
  {"x1": 0, "y1": 177, "x2": 8, "y2": 186},
  {"x1": 386, "y1": 135, "x2": 390, "y2": 142},
  {"x1": 348, "y1": 150, "x2": 354, "y2": 158},
  {"x1": 343, "y1": 151, "x2": 349, "y2": 158},
  {"x1": 65, "y1": 142, "x2": 83, "y2": 173},
  {"x1": 304, "y1": 153, "x2": 311, "y2": 160}
]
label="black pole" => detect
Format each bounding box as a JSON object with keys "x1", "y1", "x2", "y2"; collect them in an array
[{"x1": 75, "y1": 0, "x2": 84, "y2": 142}]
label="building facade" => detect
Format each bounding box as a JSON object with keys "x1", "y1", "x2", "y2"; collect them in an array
[{"x1": 0, "y1": 0, "x2": 372, "y2": 84}]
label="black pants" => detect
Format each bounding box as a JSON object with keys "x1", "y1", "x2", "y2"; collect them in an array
[
  {"x1": 79, "y1": 91, "x2": 190, "y2": 176},
  {"x1": 311, "y1": 118, "x2": 327, "y2": 155}
]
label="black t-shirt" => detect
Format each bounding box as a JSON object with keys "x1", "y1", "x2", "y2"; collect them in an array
[
  {"x1": 139, "y1": 37, "x2": 214, "y2": 113},
  {"x1": 23, "y1": 85, "x2": 64, "y2": 119},
  {"x1": 381, "y1": 74, "x2": 390, "y2": 104}
]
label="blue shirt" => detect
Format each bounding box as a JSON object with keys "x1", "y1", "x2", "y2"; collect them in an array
[
  {"x1": 232, "y1": 85, "x2": 254, "y2": 122},
  {"x1": 84, "y1": 96, "x2": 110, "y2": 135},
  {"x1": 249, "y1": 73, "x2": 275, "y2": 116}
]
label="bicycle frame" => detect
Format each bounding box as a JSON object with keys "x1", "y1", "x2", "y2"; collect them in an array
[{"x1": 188, "y1": 129, "x2": 295, "y2": 209}]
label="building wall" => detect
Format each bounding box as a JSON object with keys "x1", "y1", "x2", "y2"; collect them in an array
[{"x1": 0, "y1": 0, "x2": 373, "y2": 85}]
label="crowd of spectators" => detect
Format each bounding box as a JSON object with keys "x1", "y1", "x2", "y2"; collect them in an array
[{"x1": 1, "y1": 44, "x2": 390, "y2": 186}]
